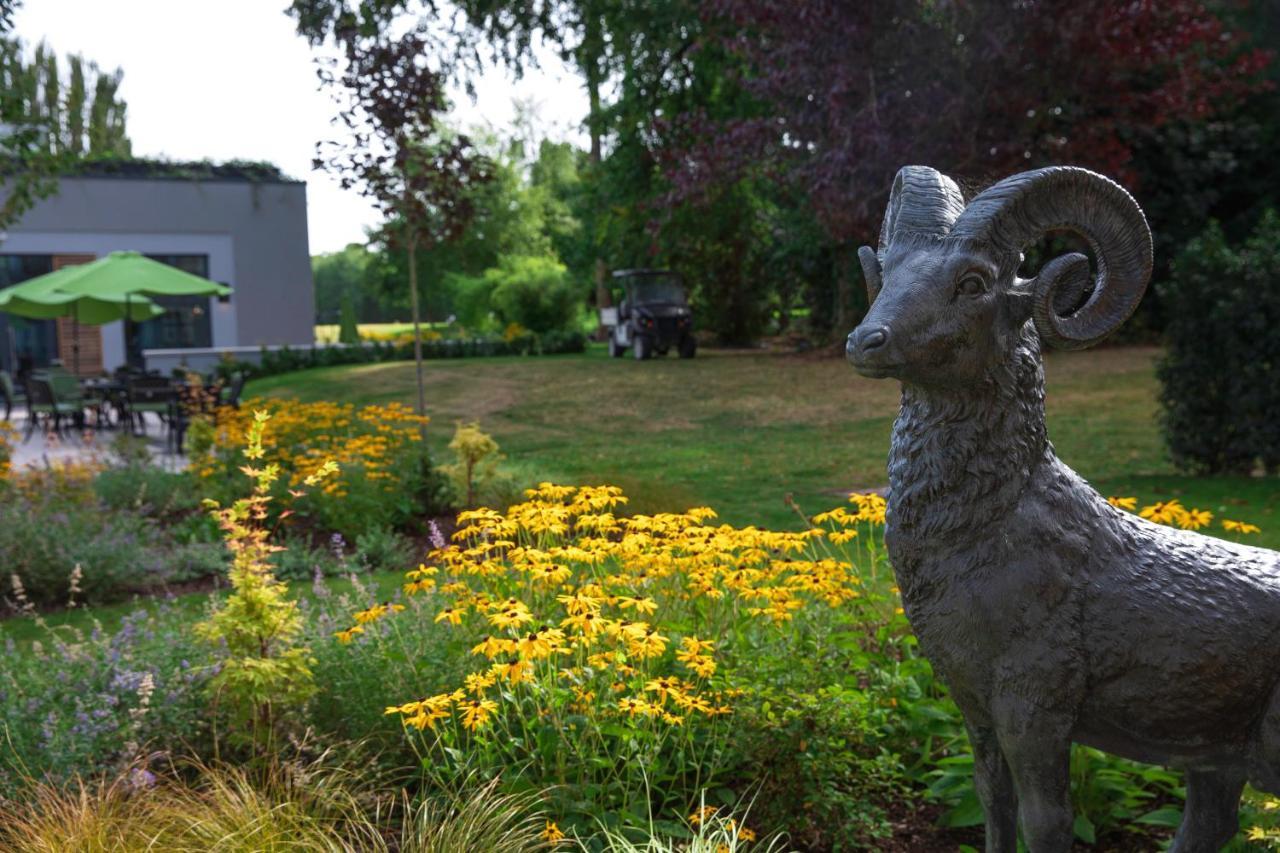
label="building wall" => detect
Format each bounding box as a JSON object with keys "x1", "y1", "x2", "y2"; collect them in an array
[{"x1": 0, "y1": 176, "x2": 313, "y2": 370}]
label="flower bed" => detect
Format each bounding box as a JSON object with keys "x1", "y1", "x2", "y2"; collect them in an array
[{"x1": 190, "y1": 398, "x2": 445, "y2": 538}]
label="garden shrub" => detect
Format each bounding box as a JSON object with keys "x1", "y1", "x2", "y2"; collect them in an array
[
  {"x1": 485, "y1": 254, "x2": 581, "y2": 335},
  {"x1": 728, "y1": 683, "x2": 906, "y2": 849},
  {"x1": 212, "y1": 327, "x2": 587, "y2": 384},
  {"x1": 0, "y1": 464, "x2": 222, "y2": 608},
  {"x1": 352, "y1": 526, "x2": 417, "y2": 573},
  {"x1": 93, "y1": 463, "x2": 204, "y2": 520},
  {"x1": 441, "y1": 421, "x2": 505, "y2": 508},
  {"x1": 304, "y1": 575, "x2": 469, "y2": 771},
  {"x1": 1158, "y1": 211, "x2": 1280, "y2": 474},
  {"x1": 196, "y1": 411, "x2": 321, "y2": 752},
  {"x1": 0, "y1": 602, "x2": 215, "y2": 793}
]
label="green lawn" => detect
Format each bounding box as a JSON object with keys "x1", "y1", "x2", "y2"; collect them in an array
[{"x1": 247, "y1": 344, "x2": 1278, "y2": 548}]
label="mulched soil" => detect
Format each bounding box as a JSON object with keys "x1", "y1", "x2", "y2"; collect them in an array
[{"x1": 873, "y1": 797, "x2": 1173, "y2": 852}]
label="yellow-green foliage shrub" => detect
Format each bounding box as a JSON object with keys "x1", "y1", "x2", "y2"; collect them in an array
[{"x1": 197, "y1": 411, "x2": 325, "y2": 751}]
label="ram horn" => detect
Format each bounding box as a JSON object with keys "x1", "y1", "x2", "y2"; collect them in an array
[
  {"x1": 861, "y1": 165, "x2": 966, "y2": 303},
  {"x1": 950, "y1": 166, "x2": 1153, "y2": 350}
]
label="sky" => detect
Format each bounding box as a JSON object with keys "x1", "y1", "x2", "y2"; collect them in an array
[{"x1": 12, "y1": 0, "x2": 589, "y2": 254}]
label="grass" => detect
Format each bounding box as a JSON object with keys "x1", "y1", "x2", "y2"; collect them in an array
[{"x1": 247, "y1": 344, "x2": 1278, "y2": 548}]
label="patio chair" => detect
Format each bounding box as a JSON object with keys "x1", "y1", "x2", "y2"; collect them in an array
[
  {"x1": 0, "y1": 370, "x2": 25, "y2": 421},
  {"x1": 23, "y1": 377, "x2": 81, "y2": 440},
  {"x1": 125, "y1": 375, "x2": 176, "y2": 436},
  {"x1": 218, "y1": 372, "x2": 247, "y2": 409}
]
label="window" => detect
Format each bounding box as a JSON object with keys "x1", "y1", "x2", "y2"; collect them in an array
[
  {"x1": 127, "y1": 255, "x2": 213, "y2": 360},
  {"x1": 0, "y1": 255, "x2": 56, "y2": 375}
]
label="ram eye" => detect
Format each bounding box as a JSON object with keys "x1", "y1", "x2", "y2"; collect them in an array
[{"x1": 955, "y1": 273, "x2": 987, "y2": 297}]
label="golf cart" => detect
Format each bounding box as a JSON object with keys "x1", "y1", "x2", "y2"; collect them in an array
[{"x1": 600, "y1": 269, "x2": 696, "y2": 360}]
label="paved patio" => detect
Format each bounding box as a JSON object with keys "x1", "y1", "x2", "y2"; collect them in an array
[{"x1": 4, "y1": 410, "x2": 187, "y2": 470}]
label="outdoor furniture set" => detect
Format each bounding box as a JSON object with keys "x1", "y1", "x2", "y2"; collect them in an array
[{"x1": 1, "y1": 365, "x2": 245, "y2": 453}]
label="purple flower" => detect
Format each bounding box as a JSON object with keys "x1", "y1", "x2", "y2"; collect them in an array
[
  {"x1": 428, "y1": 520, "x2": 446, "y2": 550},
  {"x1": 127, "y1": 767, "x2": 157, "y2": 791}
]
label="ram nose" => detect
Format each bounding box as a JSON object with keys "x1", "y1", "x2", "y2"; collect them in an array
[{"x1": 847, "y1": 325, "x2": 889, "y2": 362}]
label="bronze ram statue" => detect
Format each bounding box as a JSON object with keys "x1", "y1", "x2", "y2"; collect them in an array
[{"x1": 846, "y1": 165, "x2": 1280, "y2": 852}]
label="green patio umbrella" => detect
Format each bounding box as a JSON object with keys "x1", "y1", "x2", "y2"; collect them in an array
[
  {"x1": 47, "y1": 251, "x2": 232, "y2": 301},
  {"x1": 51, "y1": 251, "x2": 232, "y2": 370},
  {"x1": 0, "y1": 267, "x2": 165, "y2": 374},
  {"x1": 0, "y1": 251, "x2": 230, "y2": 373},
  {"x1": 0, "y1": 265, "x2": 165, "y2": 323}
]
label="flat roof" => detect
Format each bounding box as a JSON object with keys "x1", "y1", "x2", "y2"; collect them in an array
[{"x1": 56, "y1": 157, "x2": 301, "y2": 185}]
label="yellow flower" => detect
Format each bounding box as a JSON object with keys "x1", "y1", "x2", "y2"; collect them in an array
[
  {"x1": 333, "y1": 625, "x2": 364, "y2": 644},
  {"x1": 1107, "y1": 496, "x2": 1137, "y2": 510},
  {"x1": 541, "y1": 820, "x2": 565, "y2": 843},
  {"x1": 1139, "y1": 499, "x2": 1188, "y2": 526},
  {"x1": 488, "y1": 601, "x2": 534, "y2": 630},
  {"x1": 627, "y1": 628, "x2": 669, "y2": 659},
  {"x1": 471, "y1": 636, "x2": 518, "y2": 658},
  {"x1": 435, "y1": 607, "x2": 464, "y2": 625},
  {"x1": 517, "y1": 628, "x2": 565, "y2": 660},
  {"x1": 561, "y1": 611, "x2": 606, "y2": 638},
  {"x1": 689, "y1": 805, "x2": 718, "y2": 826},
  {"x1": 616, "y1": 595, "x2": 658, "y2": 615},
  {"x1": 1179, "y1": 507, "x2": 1213, "y2": 530},
  {"x1": 1223, "y1": 519, "x2": 1262, "y2": 534},
  {"x1": 353, "y1": 602, "x2": 405, "y2": 624},
  {"x1": 680, "y1": 636, "x2": 715, "y2": 655},
  {"x1": 460, "y1": 698, "x2": 498, "y2": 731},
  {"x1": 464, "y1": 671, "x2": 497, "y2": 694}
]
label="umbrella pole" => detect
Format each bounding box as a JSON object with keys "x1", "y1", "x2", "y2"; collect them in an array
[{"x1": 73, "y1": 302, "x2": 81, "y2": 377}]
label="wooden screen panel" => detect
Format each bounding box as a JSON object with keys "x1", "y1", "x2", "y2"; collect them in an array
[{"x1": 51, "y1": 254, "x2": 102, "y2": 376}]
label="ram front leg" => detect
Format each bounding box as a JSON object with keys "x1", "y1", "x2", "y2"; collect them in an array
[
  {"x1": 994, "y1": 698, "x2": 1076, "y2": 853},
  {"x1": 966, "y1": 722, "x2": 1018, "y2": 853}
]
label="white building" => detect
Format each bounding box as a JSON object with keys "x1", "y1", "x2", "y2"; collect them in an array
[{"x1": 0, "y1": 160, "x2": 314, "y2": 375}]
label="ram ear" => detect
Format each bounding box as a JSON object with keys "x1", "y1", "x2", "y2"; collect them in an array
[
  {"x1": 858, "y1": 246, "x2": 882, "y2": 304},
  {"x1": 1005, "y1": 282, "x2": 1036, "y2": 325}
]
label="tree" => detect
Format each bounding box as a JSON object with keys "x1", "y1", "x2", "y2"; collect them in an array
[
  {"x1": 0, "y1": 28, "x2": 132, "y2": 227},
  {"x1": 674, "y1": 1, "x2": 1272, "y2": 244},
  {"x1": 337, "y1": 289, "x2": 360, "y2": 343},
  {"x1": 2, "y1": 38, "x2": 130, "y2": 158},
  {"x1": 291, "y1": 0, "x2": 1274, "y2": 345},
  {"x1": 315, "y1": 31, "x2": 492, "y2": 421}
]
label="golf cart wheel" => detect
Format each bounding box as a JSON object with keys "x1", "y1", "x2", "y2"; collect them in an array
[
  {"x1": 633, "y1": 334, "x2": 653, "y2": 360},
  {"x1": 608, "y1": 336, "x2": 624, "y2": 358},
  {"x1": 678, "y1": 335, "x2": 697, "y2": 359}
]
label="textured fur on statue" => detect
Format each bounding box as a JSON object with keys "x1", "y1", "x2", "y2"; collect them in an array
[{"x1": 847, "y1": 165, "x2": 1280, "y2": 853}]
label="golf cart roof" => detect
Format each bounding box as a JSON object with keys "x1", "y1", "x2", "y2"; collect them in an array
[{"x1": 611, "y1": 268, "x2": 678, "y2": 279}]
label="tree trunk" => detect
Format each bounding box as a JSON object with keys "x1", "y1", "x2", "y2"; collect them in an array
[
  {"x1": 407, "y1": 235, "x2": 426, "y2": 432},
  {"x1": 584, "y1": 11, "x2": 611, "y2": 338}
]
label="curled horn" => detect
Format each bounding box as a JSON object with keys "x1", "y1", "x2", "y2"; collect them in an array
[
  {"x1": 950, "y1": 166, "x2": 1153, "y2": 350},
  {"x1": 860, "y1": 166, "x2": 966, "y2": 304}
]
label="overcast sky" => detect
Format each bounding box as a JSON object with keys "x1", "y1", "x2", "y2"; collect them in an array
[{"x1": 12, "y1": 0, "x2": 588, "y2": 254}]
